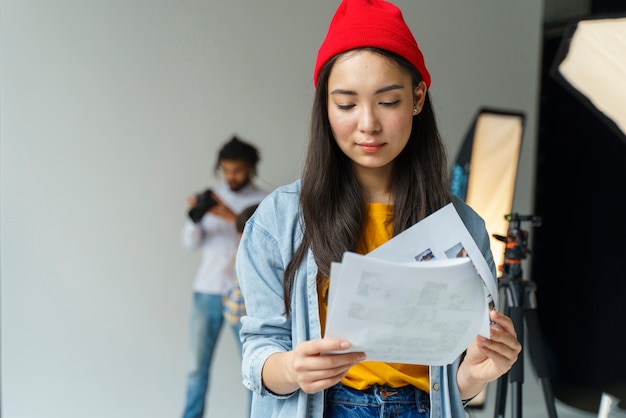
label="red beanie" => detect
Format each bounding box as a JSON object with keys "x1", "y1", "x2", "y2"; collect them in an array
[{"x1": 314, "y1": 0, "x2": 431, "y2": 88}]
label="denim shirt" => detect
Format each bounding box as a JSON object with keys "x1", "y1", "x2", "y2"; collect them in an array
[{"x1": 236, "y1": 179, "x2": 496, "y2": 418}]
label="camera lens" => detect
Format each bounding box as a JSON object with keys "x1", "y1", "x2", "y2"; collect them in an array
[{"x1": 188, "y1": 189, "x2": 217, "y2": 223}]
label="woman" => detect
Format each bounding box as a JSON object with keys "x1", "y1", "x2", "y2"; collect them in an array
[{"x1": 237, "y1": 1, "x2": 521, "y2": 417}]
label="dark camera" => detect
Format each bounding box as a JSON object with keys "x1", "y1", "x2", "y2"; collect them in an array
[{"x1": 188, "y1": 189, "x2": 217, "y2": 223}]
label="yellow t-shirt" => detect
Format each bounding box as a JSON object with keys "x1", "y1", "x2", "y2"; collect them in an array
[{"x1": 319, "y1": 203, "x2": 430, "y2": 392}]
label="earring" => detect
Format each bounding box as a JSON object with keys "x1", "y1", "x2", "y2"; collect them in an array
[{"x1": 413, "y1": 107, "x2": 419, "y2": 115}]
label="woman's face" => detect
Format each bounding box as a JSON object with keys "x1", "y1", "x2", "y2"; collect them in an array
[{"x1": 327, "y1": 49, "x2": 426, "y2": 179}]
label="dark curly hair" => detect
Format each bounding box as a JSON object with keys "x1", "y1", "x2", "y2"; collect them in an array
[{"x1": 214, "y1": 135, "x2": 260, "y2": 176}]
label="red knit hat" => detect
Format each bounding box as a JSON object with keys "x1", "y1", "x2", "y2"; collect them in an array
[{"x1": 313, "y1": 0, "x2": 431, "y2": 88}]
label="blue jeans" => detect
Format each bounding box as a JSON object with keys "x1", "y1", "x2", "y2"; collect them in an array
[
  {"x1": 324, "y1": 383, "x2": 430, "y2": 418},
  {"x1": 181, "y1": 292, "x2": 244, "y2": 418}
]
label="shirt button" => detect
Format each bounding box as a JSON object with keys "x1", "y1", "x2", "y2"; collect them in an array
[{"x1": 433, "y1": 383, "x2": 440, "y2": 391}]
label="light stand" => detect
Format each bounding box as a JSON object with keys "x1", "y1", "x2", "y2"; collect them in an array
[{"x1": 492, "y1": 213, "x2": 557, "y2": 418}]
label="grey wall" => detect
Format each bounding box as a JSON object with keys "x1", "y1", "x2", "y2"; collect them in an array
[{"x1": 0, "y1": 1, "x2": 543, "y2": 417}]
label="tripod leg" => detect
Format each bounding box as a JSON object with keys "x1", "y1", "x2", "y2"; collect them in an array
[
  {"x1": 493, "y1": 290, "x2": 525, "y2": 418},
  {"x1": 493, "y1": 281, "x2": 524, "y2": 418},
  {"x1": 524, "y1": 306, "x2": 558, "y2": 418},
  {"x1": 492, "y1": 305, "x2": 525, "y2": 418},
  {"x1": 494, "y1": 371, "x2": 509, "y2": 418},
  {"x1": 494, "y1": 298, "x2": 511, "y2": 418},
  {"x1": 508, "y1": 305, "x2": 524, "y2": 418}
]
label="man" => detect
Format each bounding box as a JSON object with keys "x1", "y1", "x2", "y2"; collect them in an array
[{"x1": 180, "y1": 135, "x2": 268, "y2": 418}]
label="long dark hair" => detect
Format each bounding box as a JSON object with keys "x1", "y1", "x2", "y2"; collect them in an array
[{"x1": 283, "y1": 48, "x2": 452, "y2": 316}]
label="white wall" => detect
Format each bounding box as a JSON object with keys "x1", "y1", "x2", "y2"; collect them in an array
[{"x1": 0, "y1": 1, "x2": 544, "y2": 417}]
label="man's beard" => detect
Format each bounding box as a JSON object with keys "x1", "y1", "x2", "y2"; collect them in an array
[{"x1": 229, "y1": 178, "x2": 250, "y2": 192}]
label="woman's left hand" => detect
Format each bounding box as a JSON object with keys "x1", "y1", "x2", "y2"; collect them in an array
[{"x1": 457, "y1": 309, "x2": 522, "y2": 398}]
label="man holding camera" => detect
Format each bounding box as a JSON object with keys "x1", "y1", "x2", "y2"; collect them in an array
[{"x1": 180, "y1": 135, "x2": 268, "y2": 418}]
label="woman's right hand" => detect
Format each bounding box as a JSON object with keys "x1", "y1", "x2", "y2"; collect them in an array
[{"x1": 263, "y1": 339, "x2": 366, "y2": 395}]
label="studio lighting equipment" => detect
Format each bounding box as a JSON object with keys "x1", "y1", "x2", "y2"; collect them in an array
[
  {"x1": 551, "y1": 15, "x2": 626, "y2": 144},
  {"x1": 450, "y1": 108, "x2": 525, "y2": 271}
]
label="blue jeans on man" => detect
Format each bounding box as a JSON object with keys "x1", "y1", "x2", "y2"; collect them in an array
[{"x1": 181, "y1": 292, "x2": 245, "y2": 418}]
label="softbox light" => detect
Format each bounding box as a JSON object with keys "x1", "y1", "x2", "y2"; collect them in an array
[
  {"x1": 450, "y1": 108, "x2": 525, "y2": 273},
  {"x1": 551, "y1": 15, "x2": 626, "y2": 144}
]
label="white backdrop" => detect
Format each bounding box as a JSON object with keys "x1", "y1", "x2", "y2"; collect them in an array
[{"x1": 1, "y1": 1, "x2": 543, "y2": 417}]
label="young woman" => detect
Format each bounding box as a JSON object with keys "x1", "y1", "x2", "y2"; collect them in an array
[{"x1": 236, "y1": 1, "x2": 521, "y2": 417}]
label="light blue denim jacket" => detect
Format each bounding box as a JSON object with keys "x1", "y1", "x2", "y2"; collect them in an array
[{"x1": 236, "y1": 179, "x2": 496, "y2": 418}]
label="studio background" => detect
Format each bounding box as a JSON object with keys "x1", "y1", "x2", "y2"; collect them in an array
[{"x1": 1, "y1": 1, "x2": 543, "y2": 417}]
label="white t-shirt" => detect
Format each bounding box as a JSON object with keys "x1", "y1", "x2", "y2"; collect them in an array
[{"x1": 180, "y1": 183, "x2": 268, "y2": 294}]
